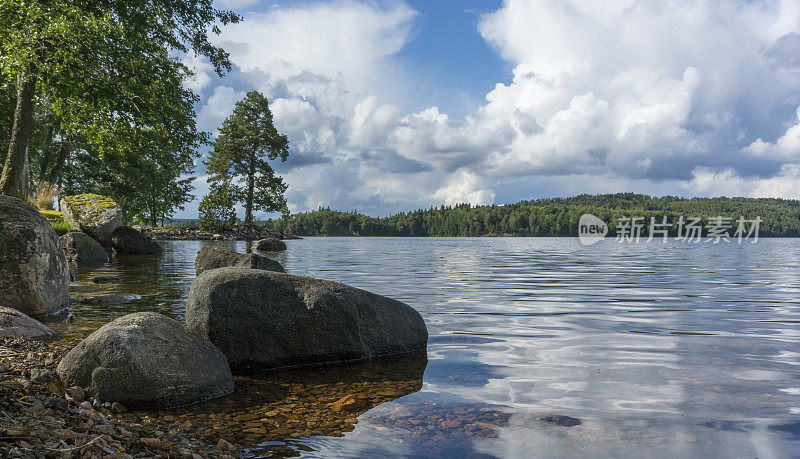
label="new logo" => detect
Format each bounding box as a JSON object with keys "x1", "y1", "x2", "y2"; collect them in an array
[{"x1": 578, "y1": 214, "x2": 607, "y2": 245}]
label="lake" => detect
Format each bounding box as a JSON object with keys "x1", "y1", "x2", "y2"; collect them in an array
[{"x1": 54, "y1": 237, "x2": 800, "y2": 458}]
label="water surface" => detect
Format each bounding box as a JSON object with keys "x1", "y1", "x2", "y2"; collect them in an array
[{"x1": 54, "y1": 237, "x2": 800, "y2": 457}]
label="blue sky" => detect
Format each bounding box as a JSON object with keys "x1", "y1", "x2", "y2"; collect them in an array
[
  {"x1": 395, "y1": 0, "x2": 509, "y2": 116},
  {"x1": 181, "y1": 0, "x2": 800, "y2": 218}
]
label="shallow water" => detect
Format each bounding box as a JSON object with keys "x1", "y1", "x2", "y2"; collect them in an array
[{"x1": 50, "y1": 237, "x2": 800, "y2": 457}]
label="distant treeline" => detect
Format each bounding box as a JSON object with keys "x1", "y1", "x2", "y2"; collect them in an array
[{"x1": 262, "y1": 193, "x2": 800, "y2": 237}]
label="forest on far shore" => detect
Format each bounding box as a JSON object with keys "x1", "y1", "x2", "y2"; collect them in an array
[{"x1": 249, "y1": 193, "x2": 800, "y2": 237}]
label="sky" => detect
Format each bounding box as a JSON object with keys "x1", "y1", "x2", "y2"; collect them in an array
[{"x1": 179, "y1": 0, "x2": 800, "y2": 218}]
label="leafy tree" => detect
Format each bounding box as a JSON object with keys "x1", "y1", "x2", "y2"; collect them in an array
[
  {"x1": 8, "y1": 47, "x2": 206, "y2": 224},
  {"x1": 0, "y1": 0, "x2": 239, "y2": 197},
  {"x1": 65, "y1": 51, "x2": 206, "y2": 224},
  {"x1": 206, "y1": 91, "x2": 289, "y2": 226},
  {"x1": 199, "y1": 188, "x2": 238, "y2": 232}
]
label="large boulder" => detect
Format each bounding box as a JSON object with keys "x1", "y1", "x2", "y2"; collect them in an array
[
  {"x1": 110, "y1": 226, "x2": 164, "y2": 255},
  {"x1": 0, "y1": 306, "x2": 54, "y2": 338},
  {"x1": 195, "y1": 246, "x2": 285, "y2": 275},
  {"x1": 252, "y1": 237, "x2": 286, "y2": 252},
  {"x1": 186, "y1": 268, "x2": 428, "y2": 373},
  {"x1": 60, "y1": 231, "x2": 109, "y2": 266},
  {"x1": 0, "y1": 196, "x2": 70, "y2": 317},
  {"x1": 60, "y1": 194, "x2": 122, "y2": 246},
  {"x1": 56, "y1": 312, "x2": 234, "y2": 409}
]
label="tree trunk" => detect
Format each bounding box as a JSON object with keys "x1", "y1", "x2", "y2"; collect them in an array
[
  {"x1": 38, "y1": 122, "x2": 56, "y2": 180},
  {"x1": 65, "y1": 149, "x2": 74, "y2": 195},
  {"x1": 0, "y1": 70, "x2": 36, "y2": 197},
  {"x1": 47, "y1": 139, "x2": 70, "y2": 184},
  {"x1": 245, "y1": 152, "x2": 255, "y2": 226}
]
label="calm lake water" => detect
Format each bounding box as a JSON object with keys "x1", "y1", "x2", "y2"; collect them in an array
[{"x1": 52, "y1": 237, "x2": 800, "y2": 458}]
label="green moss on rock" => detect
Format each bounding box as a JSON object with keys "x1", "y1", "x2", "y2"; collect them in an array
[
  {"x1": 61, "y1": 194, "x2": 122, "y2": 245},
  {"x1": 39, "y1": 210, "x2": 72, "y2": 236},
  {"x1": 63, "y1": 194, "x2": 120, "y2": 214}
]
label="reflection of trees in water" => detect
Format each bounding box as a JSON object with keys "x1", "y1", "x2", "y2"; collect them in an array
[
  {"x1": 53, "y1": 243, "x2": 206, "y2": 342},
  {"x1": 119, "y1": 353, "x2": 428, "y2": 456}
]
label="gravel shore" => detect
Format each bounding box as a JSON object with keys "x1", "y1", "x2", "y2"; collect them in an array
[{"x1": 0, "y1": 336, "x2": 242, "y2": 458}]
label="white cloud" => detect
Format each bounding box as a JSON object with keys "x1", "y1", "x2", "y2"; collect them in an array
[
  {"x1": 214, "y1": 1, "x2": 417, "y2": 94},
  {"x1": 469, "y1": 0, "x2": 800, "y2": 182},
  {"x1": 349, "y1": 96, "x2": 401, "y2": 149},
  {"x1": 744, "y1": 107, "x2": 800, "y2": 161},
  {"x1": 433, "y1": 170, "x2": 495, "y2": 206},
  {"x1": 687, "y1": 165, "x2": 800, "y2": 200},
  {"x1": 182, "y1": 52, "x2": 213, "y2": 94},
  {"x1": 176, "y1": 0, "x2": 800, "y2": 218},
  {"x1": 196, "y1": 86, "x2": 244, "y2": 133}
]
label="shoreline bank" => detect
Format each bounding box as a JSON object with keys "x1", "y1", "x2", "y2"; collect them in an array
[
  {"x1": 141, "y1": 227, "x2": 300, "y2": 242},
  {"x1": 0, "y1": 335, "x2": 242, "y2": 458}
]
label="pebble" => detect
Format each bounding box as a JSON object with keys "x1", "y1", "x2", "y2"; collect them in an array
[
  {"x1": 111, "y1": 401, "x2": 126, "y2": 413},
  {"x1": 29, "y1": 368, "x2": 53, "y2": 384},
  {"x1": 440, "y1": 420, "x2": 461, "y2": 429},
  {"x1": 45, "y1": 396, "x2": 68, "y2": 411},
  {"x1": 65, "y1": 386, "x2": 85, "y2": 403},
  {"x1": 216, "y1": 439, "x2": 235, "y2": 451},
  {"x1": 45, "y1": 379, "x2": 65, "y2": 395}
]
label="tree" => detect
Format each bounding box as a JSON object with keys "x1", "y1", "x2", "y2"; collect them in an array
[
  {"x1": 0, "y1": 0, "x2": 239, "y2": 197},
  {"x1": 199, "y1": 187, "x2": 238, "y2": 232},
  {"x1": 66, "y1": 49, "x2": 207, "y2": 224},
  {"x1": 8, "y1": 44, "x2": 207, "y2": 224},
  {"x1": 206, "y1": 91, "x2": 290, "y2": 226}
]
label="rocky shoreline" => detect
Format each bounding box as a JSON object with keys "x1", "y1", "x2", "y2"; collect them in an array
[
  {"x1": 0, "y1": 336, "x2": 242, "y2": 458},
  {"x1": 141, "y1": 226, "x2": 300, "y2": 241},
  {"x1": 0, "y1": 194, "x2": 430, "y2": 458}
]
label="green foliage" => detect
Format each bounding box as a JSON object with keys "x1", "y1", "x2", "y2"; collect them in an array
[
  {"x1": 0, "y1": 0, "x2": 239, "y2": 96},
  {"x1": 263, "y1": 193, "x2": 800, "y2": 237},
  {"x1": 39, "y1": 209, "x2": 71, "y2": 236},
  {"x1": 0, "y1": 0, "x2": 238, "y2": 218},
  {"x1": 198, "y1": 189, "x2": 238, "y2": 232},
  {"x1": 205, "y1": 91, "x2": 289, "y2": 225}
]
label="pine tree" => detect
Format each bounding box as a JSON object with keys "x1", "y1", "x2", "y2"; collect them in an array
[{"x1": 205, "y1": 91, "x2": 289, "y2": 225}]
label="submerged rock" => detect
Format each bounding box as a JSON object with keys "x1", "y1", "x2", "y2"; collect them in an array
[
  {"x1": 92, "y1": 276, "x2": 121, "y2": 283},
  {"x1": 76, "y1": 293, "x2": 142, "y2": 305},
  {"x1": 252, "y1": 237, "x2": 286, "y2": 252},
  {"x1": 537, "y1": 414, "x2": 582, "y2": 427},
  {"x1": 0, "y1": 306, "x2": 54, "y2": 338},
  {"x1": 186, "y1": 268, "x2": 428, "y2": 373},
  {"x1": 60, "y1": 194, "x2": 122, "y2": 245},
  {"x1": 194, "y1": 245, "x2": 285, "y2": 275},
  {"x1": 110, "y1": 226, "x2": 164, "y2": 255},
  {"x1": 56, "y1": 312, "x2": 234, "y2": 409},
  {"x1": 60, "y1": 231, "x2": 109, "y2": 266},
  {"x1": 0, "y1": 196, "x2": 70, "y2": 317}
]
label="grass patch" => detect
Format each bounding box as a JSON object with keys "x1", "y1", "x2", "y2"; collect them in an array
[{"x1": 40, "y1": 210, "x2": 72, "y2": 236}]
